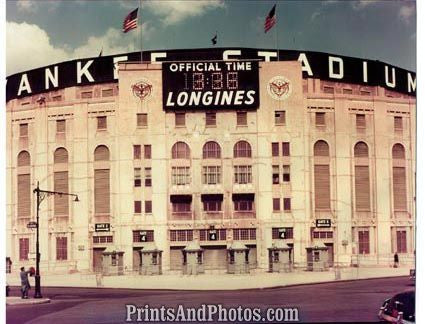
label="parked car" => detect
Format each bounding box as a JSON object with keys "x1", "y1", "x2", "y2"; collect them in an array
[
  {"x1": 378, "y1": 290, "x2": 415, "y2": 323},
  {"x1": 409, "y1": 269, "x2": 415, "y2": 282}
]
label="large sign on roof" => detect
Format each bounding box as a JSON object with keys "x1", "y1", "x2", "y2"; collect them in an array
[{"x1": 5, "y1": 48, "x2": 416, "y2": 102}]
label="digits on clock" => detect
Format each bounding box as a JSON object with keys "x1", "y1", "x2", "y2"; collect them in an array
[{"x1": 183, "y1": 72, "x2": 238, "y2": 90}]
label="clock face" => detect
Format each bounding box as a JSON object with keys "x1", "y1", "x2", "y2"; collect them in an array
[{"x1": 162, "y1": 61, "x2": 259, "y2": 110}]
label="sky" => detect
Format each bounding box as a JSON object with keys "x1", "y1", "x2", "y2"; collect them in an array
[{"x1": 5, "y1": 0, "x2": 417, "y2": 76}]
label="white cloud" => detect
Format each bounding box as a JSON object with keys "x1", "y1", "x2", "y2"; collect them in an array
[
  {"x1": 399, "y1": 5, "x2": 415, "y2": 24},
  {"x1": 16, "y1": 0, "x2": 38, "y2": 12},
  {"x1": 6, "y1": 21, "x2": 155, "y2": 75},
  {"x1": 145, "y1": 0, "x2": 225, "y2": 25},
  {"x1": 351, "y1": 0, "x2": 379, "y2": 10}
]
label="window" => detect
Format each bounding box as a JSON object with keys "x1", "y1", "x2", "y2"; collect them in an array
[
  {"x1": 97, "y1": 116, "x2": 107, "y2": 130},
  {"x1": 81, "y1": 91, "x2": 93, "y2": 99},
  {"x1": 234, "y1": 165, "x2": 252, "y2": 184},
  {"x1": 54, "y1": 171, "x2": 69, "y2": 216},
  {"x1": 206, "y1": 112, "x2": 216, "y2": 127},
  {"x1": 203, "y1": 200, "x2": 222, "y2": 212},
  {"x1": 175, "y1": 112, "x2": 186, "y2": 127},
  {"x1": 170, "y1": 230, "x2": 193, "y2": 242},
  {"x1": 94, "y1": 169, "x2": 110, "y2": 214},
  {"x1": 236, "y1": 112, "x2": 247, "y2": 126},
  {"x1": 93, "y1": 236, "x2": 113, "y2": 243},
  {"x1": 132, "y1": 230, "x2": 154, "y2": 243},
  {"x1": 144, "y1": 145, "x2": 151, "y2": 159},
  {"x1": 358, "y1": 230, "x2": 370, "y2": 254},
  {"x1": 56, "y1": 120, "x2": 66, "y2": 133},
  {"x1": 315, "y1": 112, "x2": 325, "y2": 126},
  {"x1": 272, "y1": 143, "x2": 279, "y2": 157},
  {"x1": 314, "y1": 165, "x2": 330, "y2": 209},
  {"x1": 234, "y1": 200, "x2": 253, "y2": 211},
  {"x1": 134, "y1": 168, "x2": 141, "y2": 187},
  {"x1": 134, "y1": 201, "x2": 142, "y2": 213},
  {"x1": 323, "y1": 86, "x2": 334, "y2": 94},
  {"x1": 102, "y1": 89, "x2": 113, "y2": 97},
  {"x1": 272, "y1": 165, "x2": 279, "y2": 184},
  {"x1": 203, "y1": 141, "x2": 221, "y2": 159},
  {"x1": 52, "y1": 95, "x2": 62, "y2": 101},
  {"x1": 202, "y1": 166, "x2": 221, "y2": 184},
  {"x1": 137, "y1": 113, "x2": 148, "y2": 127},
  {"x1": 234, "y1": 141, "x2": 252, "y2": 158},
  {"x1": 356, "y1": 114, "x2": 366, "y2": 128},
  {"x1": 172, "y1": 202, "x2": 191, "y2": 212},
  {"x1": 172, "y1": 167, "x2": 191, "y2": 185},
  {"x1": 396, "y1": 230, "x2": 407, "y2": 253},
  {"x1": 313, "y1": 231, "x2": 333, "y2": 239},
  {"x1": 282, "y1": 142, "x2": 290, "y2": 156},
  {"x1": 314, "y1": 140, "x2": 330, "y2": 156},
  {"x1": 283, "y1": 198, "x2": 291, "y2": 211},
  {"x1": 394, "y1": 116, "x2": 403, "y2": 131},
  {"x1": 20, "y1": 123, "x2": 28, "y2": 137},
  {"x1": 199, "y1": 229, "x2": 226, "y2": 241},
  {"x1": 392, "y1": 144, "x2": 406, "y2": 211},
  {"x1": 145, "y1": 200, "x2": 152, "y2": 213},
  {"x1": 172, "y1": 142, "x2": 190, "y2": 159},
  {"x1": 145, "y1": 168, "x2": 152, "y2": 187},
  {"x1": 272, "y1": 228, "x2": 293, "y2": 239},
  {"x1": 17, "y1": 174, "x2": 31, "y2": 218},
  {"x1": 233, "y1": 228, "x2": 256, "y2": 240},
  {"x1": 94, "y1": 145, "x2": 109, "y2": 161},
  {"x1": 56, "y1": 237, "x2": 67, "y2": 260},
  {"x1": 343, "y1": 88, "x2": 353, "y2": 95},
  {"x1": 275, "y1": 111, "x2": 286, "y2": 125},
  {"x1": 133, "y1": 145, "x2": 141, "y2": 159},
  {"x1": 19, "y1": 238, "x2": 29, "y2": 260},
  {"x1": 354, "y1": 142, "x2": 368, "y2": 158},
  {"x1": 273, "y1": 198, "x2": 280, "y2": 211},
  {"x1": 17, "y1": 150, "x2": 30, "y2": 167},
  {"x1": 392, "y1": 143, "x2": 405, "y2": 159},
  {"x1": 354, "y1": 142, "x2": 370, "y2": 211},
  {"x1": 282, "y1": 165, "x2": 290, "y2": 182}
]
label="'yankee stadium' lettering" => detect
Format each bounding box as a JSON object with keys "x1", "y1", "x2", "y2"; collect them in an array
[{"x1": 5, "y1": 48, "x2": 416, "y2": 102}]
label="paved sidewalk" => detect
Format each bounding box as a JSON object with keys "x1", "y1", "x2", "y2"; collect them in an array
[
  {"x1": 6, "y1": 266, "x2": 411, "y2": 291},
  {"x1": 6, "y1": 297, "x2": 51, "y2": 306}
]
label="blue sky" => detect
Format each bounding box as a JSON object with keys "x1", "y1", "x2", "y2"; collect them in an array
[{"x1": 5, "y1": 0, "x2": 416, "y2": 75}]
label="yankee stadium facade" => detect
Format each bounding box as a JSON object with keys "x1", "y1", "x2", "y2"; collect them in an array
[{"x1": 6, "y1": 48, "x2": 416, "y2": 275}]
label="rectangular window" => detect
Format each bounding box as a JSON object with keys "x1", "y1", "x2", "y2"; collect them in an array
[
  {"x1": 93, "y1": 236, "x2": 113, "y2": 243},
  {"x1": 234, "y1": 200, "x2": 253, "y2": 211},
  {"x1": 314, "y1": 164, "x2": 331, "y2": 209},
  {"x1": 102, "y1": 89, "x2": 113, "y2": 97},
  {"x1": 273, "y1": 198, "x2": 280, "y2": 211},
  {"x1": 97, "y1": 116, "x2": 107, "y2": 130},
  {"x1": 315, "y1": 112, "x2": 325, "y2": 126},
  {"x1": 206, "y1": 112, "x2": 216, "y2": 126},
  {"x1": 133, "y1": 145, "x2": 141, "y2": 159},
  {"x1": 233, "y1": 228, "x2": 256, "y2": 240},
  {"x1": 272, "y1": 165, "x2": 280, "y2": 184},
  {"x1": 312, "y1": 231, "x2": 333, "y2": 239},
  {"x1": 283, "y1": 198, "x2": 291, "y2": 211},
  {"x1": 20, "y1": 123, "x2": 28, "y2": 137},
  {"x1": 203, "y1": 200, "x2": 222, "y2": 212},
  {"x1": 94, "y1": 169, "x2": 110, "y2": 214},
  {"x1": 172, "y1": 202, "x2": 191, "y2": 212},
  {"x1": 323, "y1": 86, "x2": 334, "y2": 94},
  {"x1": 170, "y1": 230, "x2": 193, "y2": 242},
  {"x1": 394, "y1": 116, "x2": 403, "y2": 131},
  {"x1": 137, "y1": 113, "x2": 148, "y2": 127},
  {"x1": 282, "y1": 165, "x2": 290, "y2": 182},
  {"x1": 134, "y1": 168, "x2": 141, "y2": 187},
  {"x1": 234, "y1": 165, "x2": 252, "y2": 184},
  {"x1": 355, "y1": 166, "x2": 370, "y2": 211},
  {"x1": 272, "y1": 228, "x2": 293, "y2": 239},
  {"x1": 145, "y1": 168, "x2": 152, "y2": 187},
  {"x1": 145, "y1": 200, "x2": 152, "y2": 213},
  {"x1": 56, "y1": 237, "x2": 67, "y2": 260},
  {"x1": 343, "y1": 88, "x2": 353, "y2": 95},
  {"x1": 358, "y1": 230, "x2": 370, "y2": 254},
  {"x1": 199, "y1": 229, "x2": 226, "y2": 241},
  {"x1": 144, "y1": 145, "x2": 151, "y2": 159},
  {"x1": 272, "y1": 142, "x2": 279, "y2": 157},
  {"x1": 171, "y1": 167, "x2": 191, "y2": 185},
  {"x1": 56, "y1": 120, "x2": 66, "y2": 133},
  {"x1": 19, "y1": 238, "x2": 29, "y2": 260},
  {"x1": 356, "y1": 114, "x2": 366, "y2": 128},
  {"x1": 396, "y1": 230, "x2": 407, "y2": 253},
  {"x1": 275, "y1": 111, "x2": 286, "y2": 125},
  {"x1": 134, "y1": 201, "x2": 142, "y2": 213},
  {"x1": 393, "y1": 167, "x2": 407, "y2": 211},
  {"x1": 54, "y1": 171, "x2": 69, "y2": 216},
  {"x1": 81, "y1": 91, "x2": 93, "y2": 99},
  {"x1": 236, "y1": 112, "x2": 247, "y2": 126},
  {"x1": 18, "y1": 174, "x2": 31, "y2": 218},
  {"x1": 282, "y1": 142, "x2": 290, "y2": 156},
  {"x1": 202, "y1": 166, "x2": 221, "y2": 185},
  {"x1": 175, "y1": 113, "x2": 186, "y2": 127}
]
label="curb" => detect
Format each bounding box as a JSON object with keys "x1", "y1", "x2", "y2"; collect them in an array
[{"x1": 6, "y1": 297, "x2": 51, "y2": 306}]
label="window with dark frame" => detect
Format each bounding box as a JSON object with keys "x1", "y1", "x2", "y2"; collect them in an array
[
  {"x1": 202, "y1": 166, "x2": 221, "y2": 185},
  {"x1": 137, "y1": 113, "x2": 148, "y2": 127},
  {"x1": 133, "y1": 145, "x2": 141, "y2": 159},
  {"x1": 171, "y1": 166, "x2": 191, "y2": 185},
  {"x1": 134, "y1": 201, "x2": 142, "y2": 213},
  {"x1": 19, "y1": 238, "x2": 29, "y2": 260},
  {"x1": 206, "y1": 112, "x2": 216, "y2": 126},
  {"x1": 20, "y1": 123, "x2": 28, "y2": 137},
  {"x1": 234, "y1": 199, "x2": 253, "y2": 211},
  {"x1": 274, "y1": 111, "x2": 286, "y2": 125},
  {"x1": 102, "y1": 89, "x2": 113, "y2": 97},
  {"x1": 358, "y1": 230, "x2": 370, "y2": 254},
  {"x1": 56, "y1": 120, "x2": 66, "y2": 133},
  {"x1": 273, "y1": 198, "x2": 280, "y2": 211},
  {"x1": 132, "y1": 230, "x2": 154, "y2": 242},
  {"x1": 272, "y1": 142, "x2": 279, "y2": 157},
  {"x1": 315, "y1": 112, "x2": 326, "y2": 126},
  {"x1": 145, "y1": 200, "x2": 152, "y2": 213},
  {"x1": 144, "y1": 145, "x2": 151, "y2": 159},
  {"x1": 97, "y1": 116, "x2": 107, "y2": 130},
  {"x1": 394, "y1": 116, "x2": 403, "y2": 131},
  {"x1": 356, "y1": 114, "x2": 366, "y2": 128},
  {"x1": 170, "y1": 230, "x2": 193, "y2": 242},
  {"x1": 234, "y1": 141, "x2": 252, "y2": 158},
  {"x1": 234, "y1": 165, "x2": 252, "y2": 184},
  {"x1": 236, "y1": 111, "x2": 247, "y2": 126},
  {"x1": 175, "y1": 112, "x2": 186, "y2": 127},
  {"x1": 282, "y1": 165, "x2": 290, "y2": 182},
  {"x1": 283, "y1": 198, "x2": 291, "y2": 211},
  {"x1": 134, "y1": 168, "x2": 141, "y2": 187},
  {"x1": 233, "y1": 228, "x2": 256, "y2": 240},
  {"x1": 396, "y1": 230, "x2": 407, "y2": 253},
  {"x1": 272, "y1": 165, "x2": 280, "y2": 184},
  {"x1": 145, "y1": 168, "x2": 152, "y2": 187},
  {"x1": 282, "y1": 142, "x2": 290, "y2": 156},
  {"x1": 56, "y1": 237, "x2": 67, "y2": 261},
  {"x1": 203, "y1": 200, "x2": 222, "y2": 212},
  {"x1": 172, "y1": 202, "x2": 191, "y2": 212},
  {"x1": 93, "y1": 236, "x2": 113, "y2": 243},
  {"x1": 272, "y1": 227, "x2": 293, "y2": 239}
]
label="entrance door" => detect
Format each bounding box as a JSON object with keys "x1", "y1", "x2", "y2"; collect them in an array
[
  {"x1": 93, "y1": 248, "x2": 105, "y2": 272},
  {"x1": 133, "y1": 248, "x2": 141, "y2": 271},
  {"x1": 324, "y1": 243, "x2": 334, "y2": 267},
  {"x1": 203, "y1": 246, "x2": 227, "y2": 270},
  {"x1": 170, "y1": 247, "x2": 184, "y2": 270}
]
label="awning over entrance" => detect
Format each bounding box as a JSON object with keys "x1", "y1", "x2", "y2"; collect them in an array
[
  {"x1": 170, "y1": 195, "x2": 192, "y2": 203},
  {"x1": 227, "y1": 241, "x2": 248, "y2": 251},
  {"x1": 201, "y1": 194, "x2": 223, "y2": 201},
  {"x1": 183, "y1": 241, "x2": 202, "y2": 252},
  {"x1": 269, "y1": 241, "x2": 292, "y2": 250},
  {"x1": 232, "y1": 193, "x2": 254, "y2": 201}
]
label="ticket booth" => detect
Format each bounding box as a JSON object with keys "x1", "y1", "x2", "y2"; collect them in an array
[
  {"x1": 183, "y1": 241, "x2": 204, "y2": 275},
  {"x1": 139, "y1": 242, "x2": 162, "y2": 275},
  {"x1": 268, "y1": 241, "x2": 292, "y2": 272},
  {"x1": 227, "y1": 242, "x2": 249, "y2": 274},
  {"x1": 306, "y1": 244, "x2": 329, "y2": 271},
  {"x1": 102, "y1": 247, "x2": 124, "y2": 276}
]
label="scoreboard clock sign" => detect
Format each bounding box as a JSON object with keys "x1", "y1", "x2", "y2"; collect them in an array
[{"x1": 162, "y1": 61, "x2": 259, "y2": 110}]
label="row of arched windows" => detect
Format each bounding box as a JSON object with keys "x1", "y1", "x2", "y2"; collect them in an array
[{"x1": 172, "y1": 141, "x2": 252, "y2": 159}]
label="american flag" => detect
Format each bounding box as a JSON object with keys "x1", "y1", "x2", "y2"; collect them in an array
[
  {"x1": 264, "y1": 4, "x2": 276, "y2": 33},
  {"x1": 123, "y1": 8, "x2": 138, "y2": 33}
]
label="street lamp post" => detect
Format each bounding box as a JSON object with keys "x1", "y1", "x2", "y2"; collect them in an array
[{"x1": 33, "y1": 181, "x2": 79, "y2": 299}]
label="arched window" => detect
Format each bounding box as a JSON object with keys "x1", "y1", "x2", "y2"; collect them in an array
[
  {"x1": 392, "y1": 144, "x2": 407, "y2": 211},
  {"x1": 203, "y1": 141, "x2": 221, "y2": 159},
  {"x1": 354, "y1": 142, "x2": 369, "y2": 158},
  {"x1": 94, "y1": 145, "x2": 110, "y2": 161},
  {"x1": 313, "y1": 140, "x2": 329, "y2": 156},
  {"x1": 54, "y1": 147, "x2": 68, "y2": 164},
  {"x1": 354, "y1": 142, "x2": 370, "y2": 210},
  {"x1": 172, "y1": 142, "x2": 190, "y2": 159},
  {"x1": 233, "y1": 141, "x2": 252, "y2": 158},
  {"x1": 54, "y1": 148, "x2": 69, "y2": 216},
  {"x1": 392, "y1": 143, "x2": 405, "y2": 159},
  {"x1": 17, "y1": 151, "x2": 30, "y2": 167}
]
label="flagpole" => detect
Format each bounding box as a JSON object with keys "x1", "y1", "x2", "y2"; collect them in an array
[
  {"x1": 140, "y1": 0, "x2": 143, "y2": 62},
  {"x1": 275, "y1": 4, "x2": 279, "y2": 61}
]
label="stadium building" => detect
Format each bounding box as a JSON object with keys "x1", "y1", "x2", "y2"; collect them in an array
[{"x1": 6, "y1": 48, "x2": 416, "y2": 275}]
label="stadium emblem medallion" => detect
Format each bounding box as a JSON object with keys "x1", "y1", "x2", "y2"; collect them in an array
[
  {"x1": 267, "y1": 76, "x2": 292, "y2": 100},
  {"x1": 132, "y1": 78, "x2": 153, "y2": 100}
]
